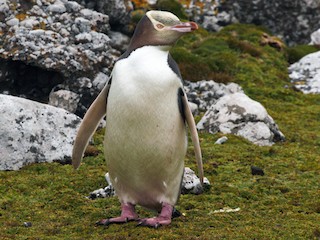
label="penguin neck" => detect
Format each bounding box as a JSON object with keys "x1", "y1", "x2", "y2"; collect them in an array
[{"x1": 119, "y1": 45, "x2": 171, "y2": 61}]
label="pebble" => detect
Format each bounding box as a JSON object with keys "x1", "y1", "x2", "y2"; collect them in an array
[
  {"x1": 6, "y1": 18, "x2": 19, "y2": 26},
  {"x1": 23, "y1": 222, "x2": 32, "y2": 227},
  {"x1": 251, "y1": 166, "x2": 265, "y2": 176},
  {"x1": 214, "y1": 136, "x2": 228, "y2": 144}
]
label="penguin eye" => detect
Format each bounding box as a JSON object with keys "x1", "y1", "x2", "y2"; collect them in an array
[{"x1": 156, "y1": 23, "x2": 164, "y2": 29}]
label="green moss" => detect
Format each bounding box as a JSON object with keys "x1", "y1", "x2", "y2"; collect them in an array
[
  {"x1": 172, "y1": 24, "x2": 289, "y2": 93},
  {"x1": 285, "y1": 44, "x2": 320, "y2": 64},
  {"x1": 156, "y1": 0, "x2": 188, "y2": 20},
  {"x1": 130, "y1": 9, "x2": 147, "y2": 24},
  {"x1": 226, "y1": 37, "x2": 263, "y2": 57},
  {"x1": 218, "y1": 23, "x2": 271, "y2": 43}
]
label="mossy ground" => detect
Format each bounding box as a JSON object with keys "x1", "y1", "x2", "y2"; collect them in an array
[{"x1": 1, "y1": 24, "x2": 320, "y2": 239}]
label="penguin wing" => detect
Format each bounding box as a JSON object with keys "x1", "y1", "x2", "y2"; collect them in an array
[
  {"x1": 169, "y1": 53, "x2": 204, "y2": 183},
  {"x1": 179, "y1": 88, "x2": 204, "y2": 184},
  {"x1": 72, "y1": 78, "x2": 111, "y2": 169}
]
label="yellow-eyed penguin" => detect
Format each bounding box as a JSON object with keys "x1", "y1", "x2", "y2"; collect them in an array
[{"x1": 72, "y1": 10, "x2": 203, "y2": 228}]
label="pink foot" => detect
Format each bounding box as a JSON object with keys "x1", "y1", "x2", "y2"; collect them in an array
[
  {"x1": 138, "y1": 203, "x2": 173, "y2": 228},
  {"x1": 96, "y1": 203, "x2": 139, "y2": 226}
]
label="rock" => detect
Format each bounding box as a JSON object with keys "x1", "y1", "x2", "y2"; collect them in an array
[
  {"x1": 96, "y1": 0, "x2": 132, "y2": 30},
  {"x1": 108, "y1": 30, "x2": 130, "y2": 53},
  {"x1": 183, "y1": 0, "x2": 236, "y2": 32},
  {"x1": 0, "y1": 94, "x2": 81, "y2": 170},
  {"x1": 49, "y1": 72, "x2": 110, "y2": 114},
  {"x1": 0, "y1": 0, "x2": 116, "y2": 116},
  {"x1": 227, "y1": 0, "x2": 320, "y2": 46},
  {"x1": 188, "y1": 101, "x2": 199, "y2": 115},
  {"x1": 23, "y1": 222, "x2": 32, "y2": 228},
  {"x1": 0, "y1": 0, "x2": 113, "y2": 77},
  {"x1": 197, "y1": 92, "x2": 285, "y2": 146},
  {"x1": 183, "y1": 0, "x2": 320, "y2": 46},
  {"x1": 201, "y1": 10, "x2": 236, "y2": 32},
  {"x1": 251, "y1": 166, "x2": 265, "y2": 176},
  {"x1": 48, "y1": 89, "x2": 80, "y2": 113},
  {"x1": 214, "y1": 136, "x2": 228, "y2": 144},
  {"x1": 184, "y1": 80, "x2": 243, "y2": 113},
  {"x1": 88, "y1": 173, "x2": 115, "y2": 199},
  {"x1": 181, "y1": 167, "x2": 211, "y2": 195},
  {"x1": 288, "y1": 51, "x2": 320, "y2": 94},
  {"x1": 0, "y1": 59, "x2": 65, "y2": 103},
  {"x1": 73, "y1": 0, "x2": 133, "y2": 32},
  {"x1": 310, "y1": 28, "x2": 320, "y2": 45}
]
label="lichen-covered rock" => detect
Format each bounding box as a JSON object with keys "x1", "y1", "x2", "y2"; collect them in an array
[
  {"x1": 49, "y1": 72, "x2": 110, "y2": 114},
  {"x1": 181, "y1": 167, "x2": 210, "y2": 195},
  {"x1": 183, "y1": 0, "x2": 236, "y2": 32},
  {"x1": 73, "y1": 0, "x2": 133, "y2": 32},
  {"x1": 0, "y1": 0, "x2": 114, "y2": 78},
  {"x1": 184, "y1": 80, "x2": 244, "y2": 113},
  {"x1": 49, "y1": 89, "x2": 80, "y2": 113},
  {"x1": 310, "y1": 28, "x2": 320, "y2": 45},
  {"x1": 197, "y1": 92, "x2": 285, "y2": 146},
  {"x1": 108, "y1": 30, "x2": 130, "y2": 52},
  {"x1": 96, "y1": 0, "x2": 132, "y2": 30},
  {"x1": 227, "y1": 0, "x2": 320, "y2": 46},
  {"x1": 182, "y1": 0, "x2": 320, "y2": 46},
  {"x1": 289, "y1": 51, "x2": 320, "y2": 94},
  {"x1": 0, "y1": 94, "x2": 81, "y2": 170},
  {"x1": 0, "y1": 0, "x2": 117, "y2": 116}
]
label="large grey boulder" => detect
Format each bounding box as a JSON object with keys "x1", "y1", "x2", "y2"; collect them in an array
[
  {"x1": 0, "y1": 0, "x2": 114, "y2": 78},
  {"x1": 0, "y1": 94, "x2": 81, "y2": 170},
  {"x1": 289, "y1": 51, "x2": 320, "y2": 94},
  {"x1": 197, "y1": 92, "x2": 285, "y2": 146},
  {"x1": 0, "y1": 0, "x2": 117, "y2": 116}
]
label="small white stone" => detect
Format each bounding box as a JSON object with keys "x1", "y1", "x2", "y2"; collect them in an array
[
  {"x1": 214, "y1": 136, "x2": 228, "y2": 144},
  {"x1": 47, "y1": 2, "x2": 66, "y2": 13},
  {"x1": 6, "y1": 18, "x2": 19, "y2": 26},
  {"x1": 29, "y1": 29, "x2": 45, "y2": 36},
  {"x1": 75, "y1": 32, "x2": 92, "y2": 42}
]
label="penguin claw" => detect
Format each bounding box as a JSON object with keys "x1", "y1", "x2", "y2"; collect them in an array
[
  {"x1": 96, "y1": 217, "x2": 138, "y2": 226},
  {"x1": 95, "y1": 219, "x2": 110, "y2": 226},
  {"x1": 136, "y1": 220, "x2": 145, "y2": 226},
  {"x1": 137, "y1": 218, "x2": 168, "y2": 228},
  {"x1": 137, "y1": 220, "x2": 161, "y2": 229}
]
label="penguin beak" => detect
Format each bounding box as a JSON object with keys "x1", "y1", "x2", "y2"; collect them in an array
[{"x1": 168, "y1": 22, "x2": 198, "y2": 33}]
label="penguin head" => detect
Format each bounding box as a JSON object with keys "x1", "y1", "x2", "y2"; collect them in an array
[{"x1": 128, "y1": 10, "x2": 198, "y2": 51}]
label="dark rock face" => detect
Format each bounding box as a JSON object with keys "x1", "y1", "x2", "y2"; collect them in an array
[
  {"x1": 0, "y1": 59, "x2": 64, "y2": 103},
  {"x1": 224, "y1": 0, "x2": 320, "y2": 46},
  {"x1": 183, "y1": 0, "x2": 320, "y2": 46},
  {"x1": 73, "y1": 0, "x2": 133, "y2": 32}
]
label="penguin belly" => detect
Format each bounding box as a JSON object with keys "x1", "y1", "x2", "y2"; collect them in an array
[{"x1": 104, "y1": 46, "x2": 187, "y2": 210}]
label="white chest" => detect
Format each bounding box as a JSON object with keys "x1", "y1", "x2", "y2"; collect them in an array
[{"x1": 109, "y1": 46, "x2": 182, "y2": 100}]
